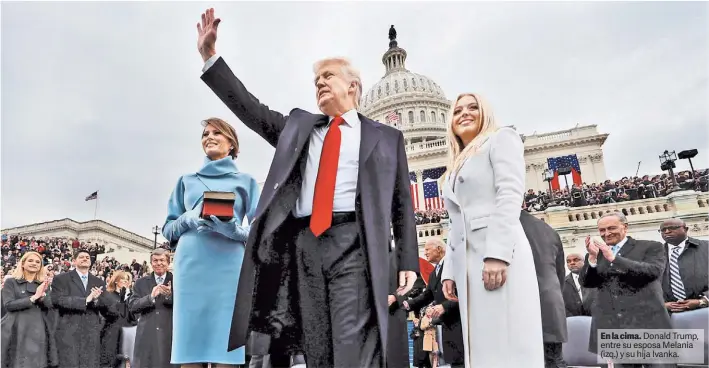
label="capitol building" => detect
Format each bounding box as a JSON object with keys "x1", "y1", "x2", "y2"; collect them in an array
[
  {"x1": 5, "y1": 27, "x2": 707, "y2": 262},
  {"x1": 360, "y1": 27, "x2": 708, "y2": 256}
]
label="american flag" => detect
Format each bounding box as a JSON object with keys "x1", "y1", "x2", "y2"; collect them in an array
[
  {"x1": 547, "y1": 154, "x2": 581, "y2": 173},
  {"x1": 409, "y1": 172, "x2": 419, "y2": 210},
  {"x1": 85, "y1": 191, "x2": 98, "y2": 201},
  {"x1": 422, "y1": 167, "x2": 446, "y2": 210},
  {"x1": 547, "y1": 154, "x2": 583, "y2": 188},
  {"x1": 385, "y1": 111, "x2": 399, "y2": 125}
]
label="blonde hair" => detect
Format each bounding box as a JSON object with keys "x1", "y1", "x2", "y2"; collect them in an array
[
  {"x1": 201, "y1": 118, "x2": 240, "y2": 159},
  {"x1": 106, "y1": 270, "x2": 132, "y2": 292},
  {"x1": 11, "y1": 251, "x2": 47, "y2": 282},
  {"x1": 312, "y1": 57, "x2": 363, "y2": 109},
  {"x1": 445, "y1": 93, "x2": 499, "y2": 177}
]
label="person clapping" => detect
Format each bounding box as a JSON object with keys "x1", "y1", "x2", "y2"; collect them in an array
[{"x1": 1, "y1": 251, "x2": 58, "y2": 368}]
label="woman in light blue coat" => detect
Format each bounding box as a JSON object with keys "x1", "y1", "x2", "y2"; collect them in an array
[{"x1": 162, "y1": 117, "x2": 259, "y2": 367}]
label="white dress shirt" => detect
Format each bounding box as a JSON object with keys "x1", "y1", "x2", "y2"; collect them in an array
[
  {"x1": 434, "y1": 258, "x2": 445, "y2": 278},
  {"x1": 572, "y1": 272, "x2": 583, "y2": 298},
  {"x1": 75, "y1": 269, "x2": 89, "y2": 279},
  {"x1": 203, "y1": 55, "x2": 361, "y2": 217},
  {"x1": 588, "y1": 236, "x2": 629, "y2": 268},
  {"x1": 667, "y1": 237, "x2": 688, "y2": 260}
]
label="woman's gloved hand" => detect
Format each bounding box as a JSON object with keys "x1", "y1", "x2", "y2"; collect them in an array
[{"x1": 197, "y1": 215, "x2": 250, "y2": 242}]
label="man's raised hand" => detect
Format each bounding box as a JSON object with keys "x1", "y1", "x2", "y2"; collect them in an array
[{"x1": 197, "y1": 8, "x2": 220, "y2": 62}]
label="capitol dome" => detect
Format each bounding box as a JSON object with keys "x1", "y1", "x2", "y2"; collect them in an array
[
  {"x1": 360, "y1": 26, "x2": 451, "y2": 160},
  {"x1": 360, "y1": 69, "x2": 447, "y2": 110}
]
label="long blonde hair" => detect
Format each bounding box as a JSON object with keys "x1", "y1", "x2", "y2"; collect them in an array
[
  {"x1": 106, "y1": 270, "x2": 132, "y2": 292},
  {"x1": 10, "y1": 251, "x2": 47, "y2": 283},
  {"x1": 445, "y1": 93, "x2": 499, "y2": 177}
]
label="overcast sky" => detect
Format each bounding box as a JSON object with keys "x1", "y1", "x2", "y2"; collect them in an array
[{"x1": 2, "y1": 1, "x2": 707, "y2": 240}]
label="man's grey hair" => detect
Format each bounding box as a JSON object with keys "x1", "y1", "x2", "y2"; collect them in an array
[
  {"x1": 313, "y1": 57, "x2": 363, "y2": 109},
  {"x1": 426, "y1": 238, "x2": 446, "y2": 251},
  {"x1": 151, "y1": 248, "x2": 171, "y2": 263},
  {"x1": 599, "y1": 211, "x2": 628, "y2": 225}
]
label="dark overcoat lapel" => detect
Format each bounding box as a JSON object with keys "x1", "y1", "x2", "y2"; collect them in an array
[
  {"x1": 69, "y1": 272, "x2": 89, "y2": 297},
  {"x1": 230, "y1": 110, "x2": 392, "y2": 353}
]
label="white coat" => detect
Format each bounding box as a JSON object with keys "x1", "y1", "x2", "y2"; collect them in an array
[{"x1": 440, "y1": 127, "x2": 545, "y2": 368}]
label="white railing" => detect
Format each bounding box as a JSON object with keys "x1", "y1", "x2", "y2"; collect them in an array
[{"x1": 405, "y1": 139, "x2": 447, "y2": 153}]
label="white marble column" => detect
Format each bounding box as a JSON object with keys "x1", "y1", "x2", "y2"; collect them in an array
[
  {"x1": 416, "y1": 170, "x2": 425, "y2": 210},
  {"x1": 578, "y1": 155, "x2": 594, "y2": 184},
  {"x1": 590, "y1": 152, "x2": 607, "y2": 182}
]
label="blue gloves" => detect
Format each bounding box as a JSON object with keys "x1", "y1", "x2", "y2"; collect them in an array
[
  {"x1": 197, "y1": 215, "x2": 250, "y2": 242},
  {"x1": 164, "y1": 204, "x2": 203, "y2": 241},
  {"x1": 180, "y1": 205, "x2": 203, "y2": 231}
]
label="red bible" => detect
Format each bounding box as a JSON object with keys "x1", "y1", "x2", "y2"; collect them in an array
[{"x1": 201, "y1": 191, "x2": 235, "y2": 221}]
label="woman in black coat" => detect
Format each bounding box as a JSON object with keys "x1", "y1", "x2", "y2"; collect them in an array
[
  {"x1": 100, "y1": 270, "x2": 136, "y2": 368},
  {"x1": 1, "y1": 251, "x2": 58, "y2": 368}
]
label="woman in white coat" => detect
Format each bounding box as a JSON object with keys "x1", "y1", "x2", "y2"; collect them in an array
[{"x1": 440, "y1": 93, "x2": 544, "y2": 368}]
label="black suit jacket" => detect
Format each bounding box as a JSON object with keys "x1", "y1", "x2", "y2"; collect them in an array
[
  {"x1": 562, "y1": 273, "x2": 595, "y2": 317},
  {"x1": 579, "y1": 237, "x2": 671, "y2": 354},
  {"x1": 201, "y1": 57, "x2": 419, "y2": 353},
  {"x1": 406, "y1": 260, "x2": 464, "y2": 365},
  {"x1": 662, "y1": 237, "x2": 709, "y2": 302},
  {"x1": 128, "y1": 272, "x2": 176, "y2": 368},
  {"x1": 519, "y1": 210, "x2": 568, "y2": 343}
]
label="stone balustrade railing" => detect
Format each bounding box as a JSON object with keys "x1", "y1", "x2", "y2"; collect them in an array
[
  {"x1": 405, "y1": 139, "x2": 447, "y2": 153},
  {"x1": 3, "y1": 218, "x2": 155, "y2": 251},
  {"x1": 415, "y1": 220, "x2": 449, "y2": 246},
  {"x1": 399, "y1": 122, "x2": 446, "y2": 131},
  {"x1": 414, "y1": 191, "x2": 709, "y2": 247},
  {"x1": 531, "y1": 190, "x2": 709, "y2": 228},
  {"x1": 521, "y1": 124, "x2": 600, "y2": 146}
]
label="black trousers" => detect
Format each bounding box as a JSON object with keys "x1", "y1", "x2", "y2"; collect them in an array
[
  {"x1": 543, "y1": 342, "x2": 568, "y2": 368},
  {"x1": 289, "y1": 214, "x2": 382, "y2": 368}
]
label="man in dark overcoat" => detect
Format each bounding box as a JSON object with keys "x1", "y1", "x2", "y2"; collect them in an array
[
  {"x1": 519, "y1": 210, "x2": 568, "y2": 368},
  {"x1": 128, "y1": 249, "x2": 177, "y2": 368},
  {"x1": 404, "y1": 239, "x2": 464, "y2": 367},
  {"x1": 580, "y1": 212, "x2": 675, "y2": 368},
  {"x1": 51, "y1": 249, "x2": 113, "y2": 368},
  {"x1": 387, "y1": 244, "x2": 412, "y2": 368},
  {"x1": 658, "y1": 218, "x2": 709, "y2": 313},
  {"x1": 195, "y1": 9, "x2": 419, "y2": 368},
  {"x1": 563, "y1": 253, "x2": 596, "y2": 317}
]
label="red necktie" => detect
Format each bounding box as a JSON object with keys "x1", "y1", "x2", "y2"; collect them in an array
[{"x1": 310, "y1": 116, "x2": 344, "y2": 236}]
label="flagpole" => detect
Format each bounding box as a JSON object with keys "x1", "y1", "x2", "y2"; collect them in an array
[{"x1": 94, "y1": 197, "x2": 98, "y2": 220}]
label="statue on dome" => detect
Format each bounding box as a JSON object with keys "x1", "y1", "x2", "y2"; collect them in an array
[{"x1": 388, "y1": 25, "x2": 398, "y2": 48}]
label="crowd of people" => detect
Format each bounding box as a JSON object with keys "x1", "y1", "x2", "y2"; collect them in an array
[
  {"x1": 3, "y1": 7, "x2": 707, "y2": 368},
  {"x1": 525, "y1": 168, "x2": 708, "y2": 212},
  {"x1": 1, "y1": 234, "x2": 152, "y2": 284},
  {"x1": 414, "y1": 209, "x2": 449, "y2": 225},
  {"x1": 1, "y1": 235, "x2": 173, "y2": 368},
  {"x1": 415, "y1": 169, "x2": 708, "y2": 218}
]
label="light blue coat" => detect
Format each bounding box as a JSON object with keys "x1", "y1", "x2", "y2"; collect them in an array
[{"x1": 162, "y1": 156, "x2": 259, "y2": 365}]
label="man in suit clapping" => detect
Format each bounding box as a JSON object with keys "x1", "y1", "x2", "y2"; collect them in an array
[{"x1": 580, "y1": 212, "x2": 675, "y2": 368}]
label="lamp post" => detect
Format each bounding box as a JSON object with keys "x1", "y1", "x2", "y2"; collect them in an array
[
  {"x1": 152, "y1": 226, "x2": 160, "y2": 249},
  {"x1": 659, "y1": 150, "x2": 680, "y2": 192},
  {"x1": 543, "y1": 169, "x2": 555, "y2": 201},
  {"x1": 678, "y1": 149, "x2": 698, "y2": 181}
]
